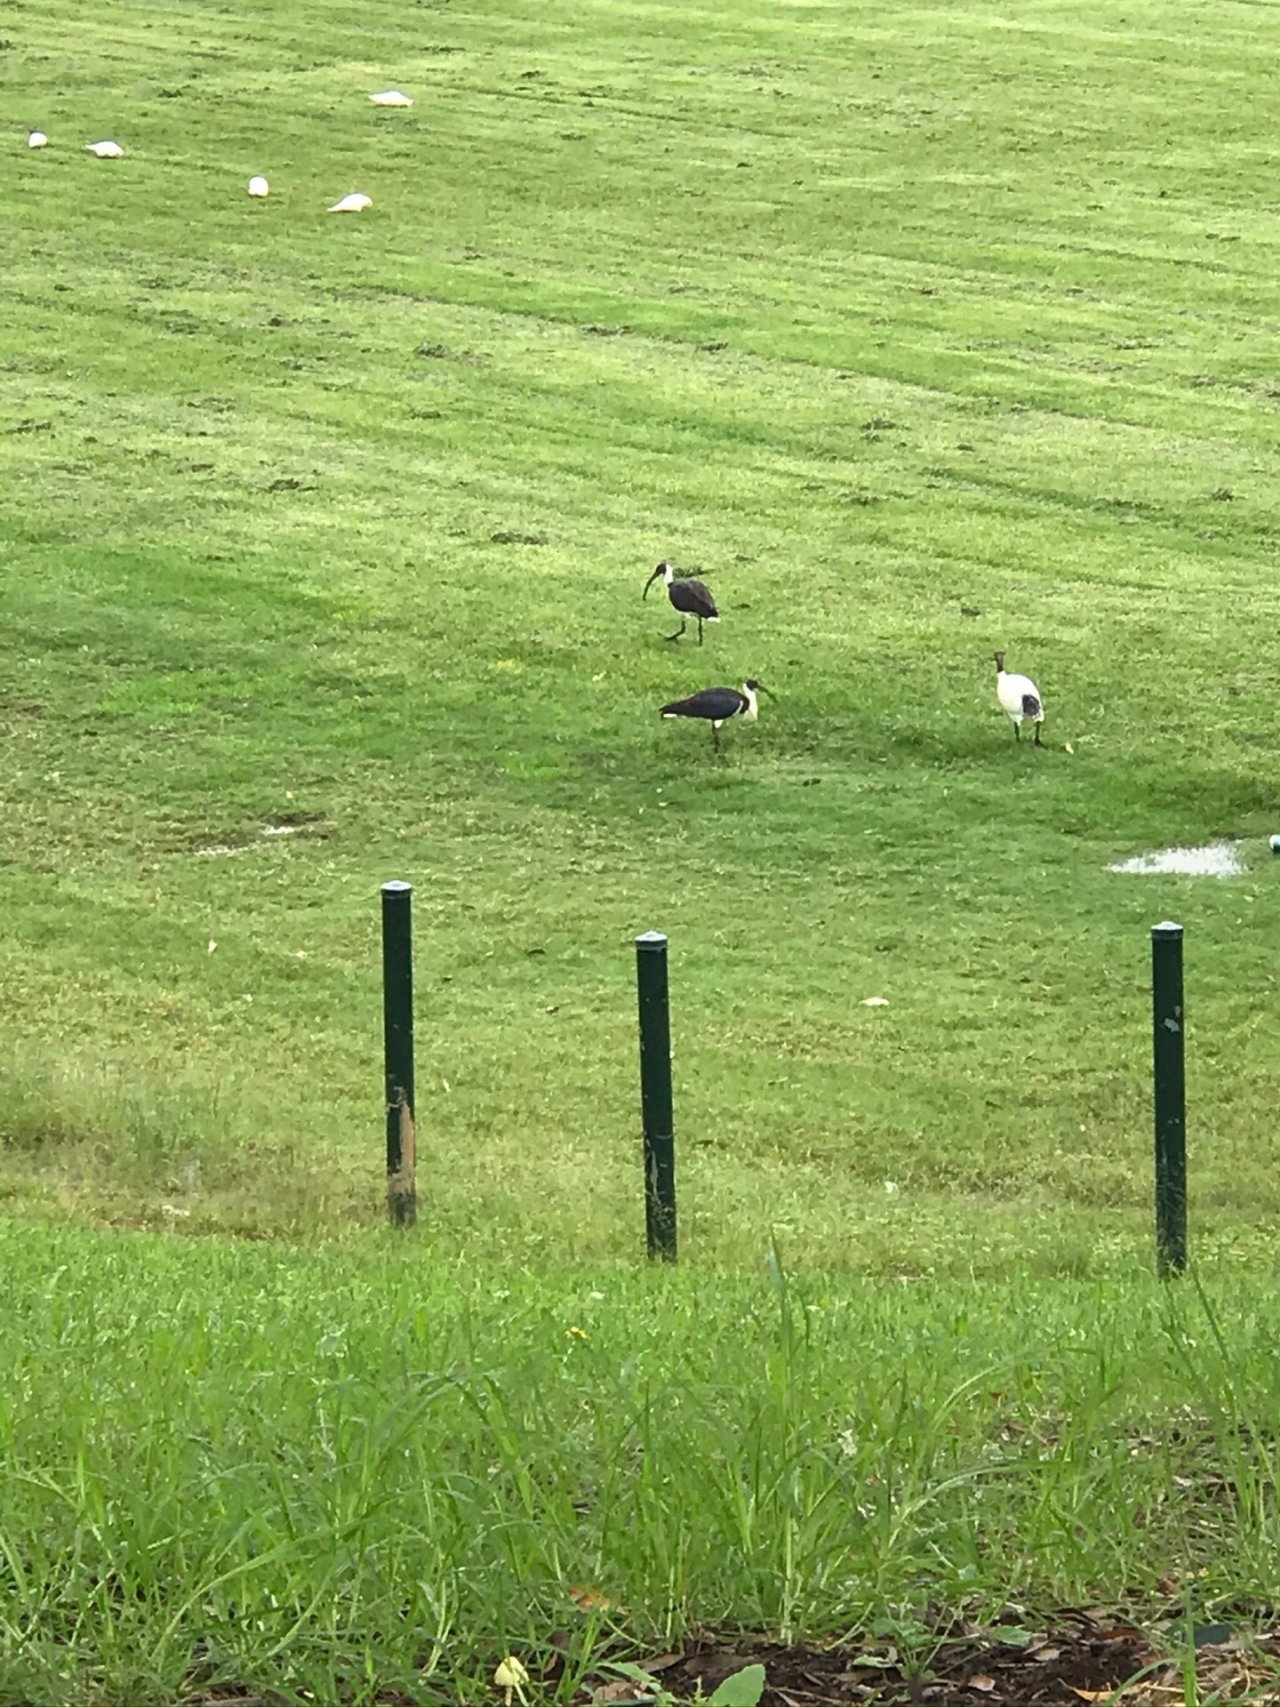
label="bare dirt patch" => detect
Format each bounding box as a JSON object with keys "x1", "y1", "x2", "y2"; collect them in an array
[{"x1": 569, "y1": 1613, "x2": 1280, "y2": 1706}]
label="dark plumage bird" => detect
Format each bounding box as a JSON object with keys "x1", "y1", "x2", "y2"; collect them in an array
[
  {"x1": 643, "y1": 560, "x2": 719, "y2": 644},
  {"x1": 660, "y1": 678, "x2": 771, "y2": 753}
]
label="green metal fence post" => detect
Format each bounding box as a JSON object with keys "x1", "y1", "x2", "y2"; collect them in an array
[
  {"x1": 382, "y1": 881, "x2": 416, "y2": 1228},
  {"x1": 1152, "y1": 920, "x2": 1187, "y2": 1277},
  {"x1": 636, "y1": 930, "x2": 676, "y2": 1261}
]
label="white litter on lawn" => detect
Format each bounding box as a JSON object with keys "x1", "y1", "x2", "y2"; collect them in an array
[
  {"x1": 248, "y1": 175, "x2": 269, "y2": 197},
  {"x1": 28, "y1": 131, "x2": 48, "y2": 149},
  {"x1": 369, "y1": 90, "x2": 412, "y2": 107},
  {"x1": 328, "y1": 192, "x2": 372, "y2": 212},
  {"x1": 1107, "y1": 844, "x2": 1243, "y2": 878},
  {"x1": 86, "y1": 140, "x2": 123, "y2": 158}
]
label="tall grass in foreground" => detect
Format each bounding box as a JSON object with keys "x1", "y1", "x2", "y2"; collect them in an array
[{"x1": 2, "y1": 1223, "x2": 1278, "y2": 1704}]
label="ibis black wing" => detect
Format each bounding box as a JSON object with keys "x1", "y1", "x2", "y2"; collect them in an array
[
  {"x1": 670, "y1": 577, "x2": 718, "y2": 620},
  {"x1": 1022, "y1": 692, "x2": 1042, "y2": 717},
  {"x1": 660, "y1": 686, "x2": 745, "y2": 721}
]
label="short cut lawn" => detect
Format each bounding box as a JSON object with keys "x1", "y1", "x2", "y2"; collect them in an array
[{"x1": 3, "y1": 0, "x2": 1280, "y2": 1268}]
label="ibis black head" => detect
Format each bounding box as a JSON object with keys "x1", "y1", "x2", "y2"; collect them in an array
[
  {"x1": 643, "y1": 561, "x2": 673, "y2": 600},
  {"x1": 744, "y1": 678, "x2": 771, "y2": 694},
  {"x1": 993, "y1": 650, "x2": 1006, "y2": 671}
]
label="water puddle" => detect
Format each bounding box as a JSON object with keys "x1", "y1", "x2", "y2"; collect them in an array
[
  {"x1": 1107, "y1": 843, "x2": 1244, "y2": 878},
  {"x1": 194, "y1": 823, "x2": 312, "y2": 857}
]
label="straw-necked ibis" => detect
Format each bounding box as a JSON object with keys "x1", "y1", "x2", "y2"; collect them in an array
[
  {"x1": 643, "y1": 559, "x2": 719, "y2": 644},
  {"x1": 994, "y1": 650, "x2": 1044, "y2": 745},
  {"x1": 661, "y1": 678, "x2": 770, "y2": 753}
]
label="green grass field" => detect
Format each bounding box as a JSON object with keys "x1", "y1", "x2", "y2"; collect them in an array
[
  {"x1": 4, "y1": 0, "x2": 1280, "y2": 1268},
  {"x1": 5, "y1": 0, "x2": 1280, "y2": 1698},
  {"x1": 5, "y1": 1227, "x2": 1280, "y2": 1705}
]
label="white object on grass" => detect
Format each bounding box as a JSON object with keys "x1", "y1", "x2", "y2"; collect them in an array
[
  {"x1": 493, "y1": 1657, "x2": 528, "y2": 1707},
  {"x1": 862, "y1": 996, "x2": 890, "y2": 1007},
  {"x1": 86, "y1": 140, "x2": 124, "y2": 158},
  {"x1": 369, "y1": 90, "x2": 412, "y2": 106},
  {"x1": 1269, "y1": 834, "x2": 1280, "y2": 854},
  {"x1": 328, "y1": 192, "x2": 372, "y2": 212},
  {"x1": 28, "y1": 131, "x2": 48, "y2": 149},
  {"x1": 248, "y1": 175, "x2": 269, "y2": 197}
]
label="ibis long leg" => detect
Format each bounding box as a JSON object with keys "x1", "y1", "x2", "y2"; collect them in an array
[
  {"x1": 696, "y1": 616, "x2": 704, "y2": 645},
  {"x1": 664, "y1": 617, "x2": 687, "y2": 642},
  {"x1": 1034, "y1": 723, "x2": 1043, "y2": 747}
]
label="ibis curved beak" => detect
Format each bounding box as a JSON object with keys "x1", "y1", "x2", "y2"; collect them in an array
[
  {"x1": 756, "y1": 683, "x2": 774, "y2": 698},
  {"x1": 642, "y1": 568, "x2": 662, "y2": 600}
]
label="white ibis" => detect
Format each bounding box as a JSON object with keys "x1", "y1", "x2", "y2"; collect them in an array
[
  {"x1": 661, "y1": 678, "x2": 770, "y2": 753},
  {"x1": 994, "y1": 650, "x2": 1045, "y2": 745},
  {"x1": 28, "y1": 131, "x2": 48, "y2": 149},
  {"x1": 248, "y1": 175, "x2": 269, "y2": 197},
  {"x1": 328, "y1": 192, "x2": 372, "y2": 212},
  {"x1": 643, "y1": 560, "x2": 719, "y2": 644},
  {"x1": 86, "y1": 140, "x2": 124, "y2": 158}
]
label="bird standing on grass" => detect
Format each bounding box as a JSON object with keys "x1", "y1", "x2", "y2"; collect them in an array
[
  {"x1": 994, "y1": 650, "x2": 1045, "y2": 745},
  {"x1": 660, "y1": 679, "x2": 770, "y2": 753},
  {"x1": 643, "y1": 560, "x2": 719, "y2": 644}
]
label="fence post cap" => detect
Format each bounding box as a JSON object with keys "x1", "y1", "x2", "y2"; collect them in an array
[
  {"x1": 635, "y1": 930, "x2": 668, "y2": 947},
  {"x1": 382, "y1": 879, "x2": 413, "y2": 896},
  {"x1": 1152, "y1": 920, "x2": 1184, "y2": 937}
]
